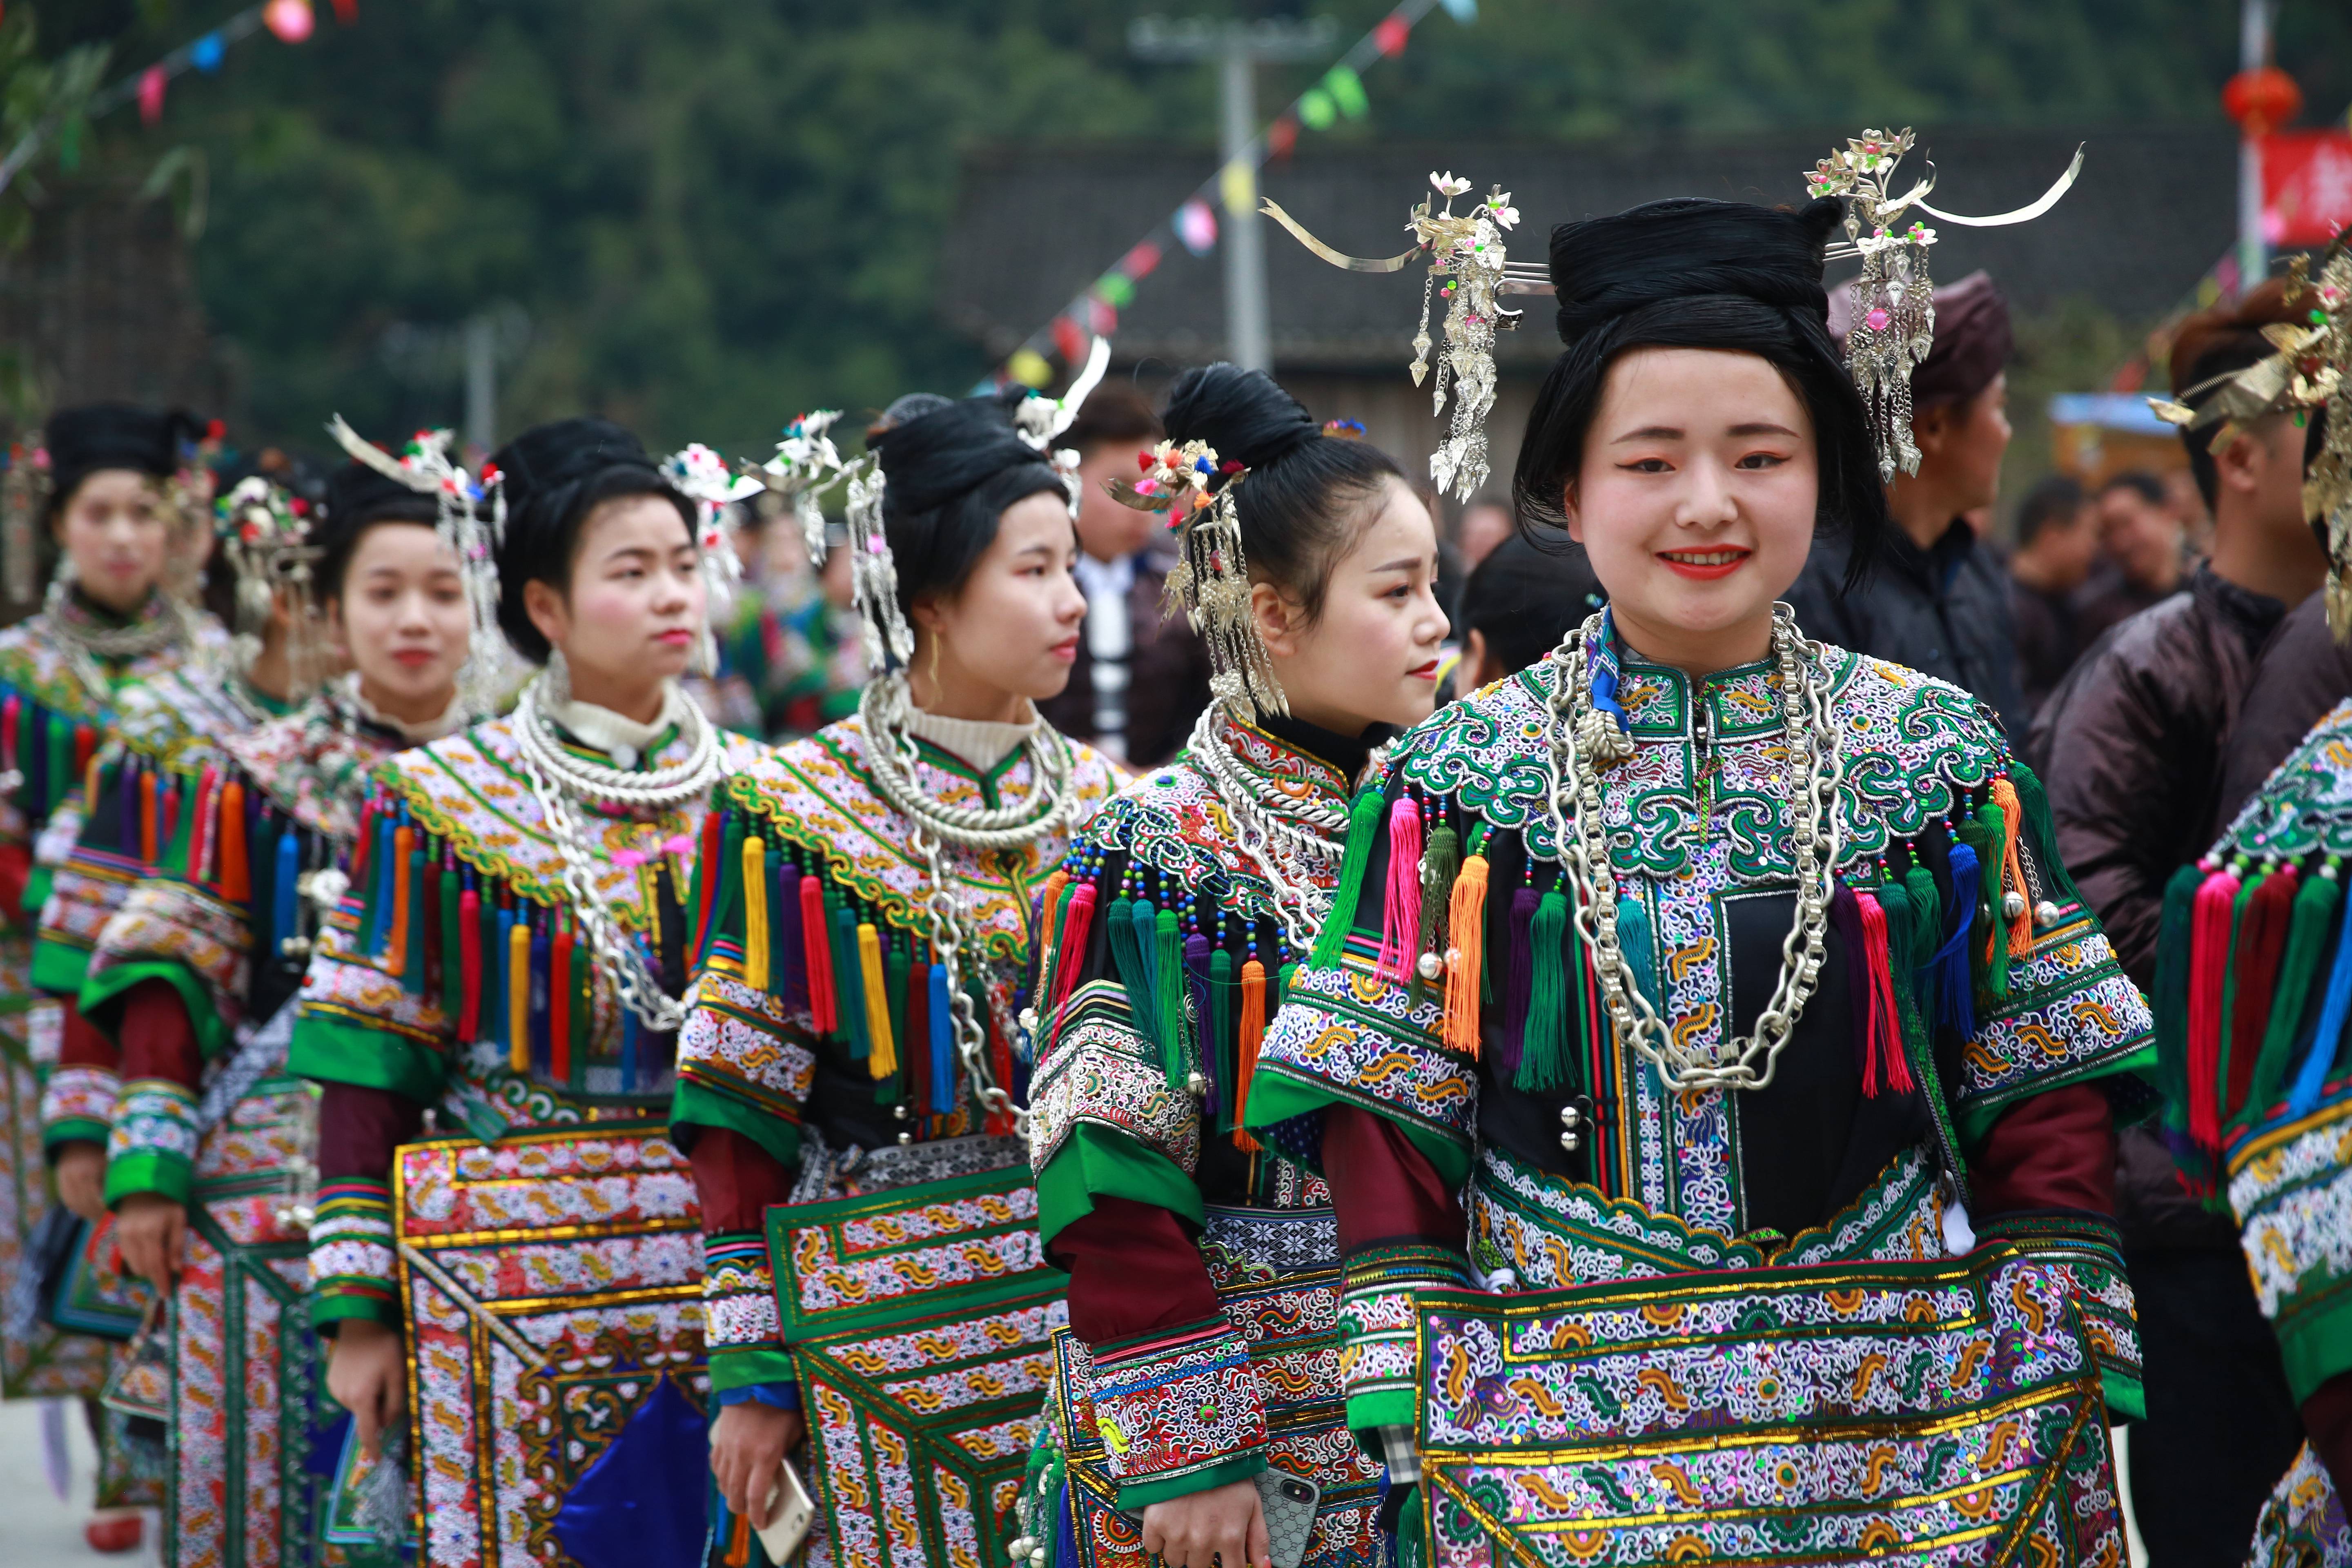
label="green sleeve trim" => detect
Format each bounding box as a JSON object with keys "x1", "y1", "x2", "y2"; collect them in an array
[
  {"x1": 1114, "y1": 1451, "x2": 1265, "y2": 1511},
  {"x1": 1956, "y1": 1043, "x2": 2158, "y2": 1150},
  {"x1": 20, "y1": 865, "x2": 52, "y2": 928},
  {"x1": 310, "y1": 1292, "x2": 403, "y2": 1334},
  {"x1": 1035, "y1": 1126, "x2": 1204, "y2": 1249},
  {"x1": 2278, "y1": 1290, "x2": 2352, "y2": 1408},
  {"x1": 1344, "y1": 1388, "x2": 1415, "y2": 1435},
  {"x1": 286, "y1": 1012, "x2": 446, "y2": 1103},
  {"x1": 2103, "y1": 1371, "x2": 2145, "y2": 1422},
  {"x1": 1243, "y1": 1065, "x2": 1471, "y2": 1194},
  {"x1": 706, "y1": 1346, "x2": 801, "y2": 1396},
  {"x1": 29, "y1": 935, "x2": 92, "y2": 1000},
  {"x1": 104, "y1": 1149, "x2": 191, "y2": 1209},
  {"x1": 81, "y1": 958, "x2": 231, "y2": 1064},
  {"x1": 44, "y1": 1121, "x2": 107, "y2": 1156},
  {"x1": 669, "y1": 1079, "x2": 804, "y2": 1172}
]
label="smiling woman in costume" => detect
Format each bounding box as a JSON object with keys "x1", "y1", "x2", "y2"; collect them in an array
[
  {"x1": 1242, "y1": 163, "x2": 2154, "y2": 1557},
  {"x1": 1014, "y1": 363, "x2": 1449, "y2": 1568},
  {"x1": 66, "y1": 433, "x2": 473, "y2": 1567},
  {"x1": 671, "y1": 388, "x2": 1120, "y2": 1561},
  {"x1": 288, "y1": 416, "x2": 764, "y2": 1566}
]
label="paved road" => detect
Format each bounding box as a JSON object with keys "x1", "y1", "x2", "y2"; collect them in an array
[{"x1": 0, "y1": 1396, "x2": 147, "y2": 1566}]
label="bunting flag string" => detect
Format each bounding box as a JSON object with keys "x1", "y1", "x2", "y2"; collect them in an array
[{"x1": 981, "y1": 0, "x2": 1477, "y2": 393}]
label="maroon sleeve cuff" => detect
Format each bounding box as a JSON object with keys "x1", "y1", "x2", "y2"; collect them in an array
[
  {"x1": 118, "y1": 978, "x2": 201, "y2": 1091},
  {"x1": 1969, "y1": 1084, "x2": 2117, "y2": 1218},
  {"x1": 686, "y1": 1125, "x2": 797, "y2": 1235},
  {"x1": 58, "y1": 1001, "x2": 118, "y2": 1073},
  {"x1": 1324, "y1": 1103, "x2": 1465, "y2": 1258},
  {"x1": 1053, "y1": 1195, "x2": 1225, "y2": 1349},
  {"x1": 316, "y1": 1080, "x2": 426, "y2": 1184}
]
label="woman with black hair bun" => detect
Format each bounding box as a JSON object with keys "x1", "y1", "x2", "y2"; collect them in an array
[
  {"x1": 53, "y1": 433, "x2": 477, "y2": 1566},
  {"x1": 1237, "y1": 184, "x2": 2154, "y2": 1552},
  {"x1": 671, "y1": 390, "x2": 1121, "y2": 1557},
  {"x1": 283, "y1": 416, "x2": 767, "y2": 1562},
  {"x1": 1011, "y1": 362, "x2": 1449, "y2": 1568}
]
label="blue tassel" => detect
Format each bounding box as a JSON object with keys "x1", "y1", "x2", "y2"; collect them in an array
[
  {"x1": 1615, "y1": 894, "x2": 1659, "y2": 1013},
  {"x1": 493, "y1": 906, "x2": 515, "y2": 1048},
  {"x1": 272, "y1": 826, "x2": 300, "y2": 959},
  {"x1": 1052, "y1": 1480, "x2": 1080, "y2": 1568},
  {"x1": 529, "y1": 916, "x2": 552, "y2": 1073},
  {"x1": 835, "y1": 907, "x2": 870, "y2": 1059},
  {"x1": 929, "y1": 961, "x2": 955, "y2": 1109},
  {"x1": 2290, "y1": 897, "x2": 2352, "y2": 1116},
  {"x1": 620, "y1": 942, "x2": 642, "y2": 1093},
  {"x1": 773, "y1": 855, "x2": 806, "y2": 1011},
  {"x1": 1930, "y1": 842, "x2": 1980, "y2": 1038}
]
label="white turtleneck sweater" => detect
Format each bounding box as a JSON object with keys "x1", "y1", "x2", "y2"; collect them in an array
[
  {"x1": 903, "y1": 705, "x2": 1038, "y2": 773},
  {"x1": 545, "y1": 679, "x2": 696, "y2": 768},
  {"x1": 345, "y1": 673, "x2": 470, "y2": 746}
]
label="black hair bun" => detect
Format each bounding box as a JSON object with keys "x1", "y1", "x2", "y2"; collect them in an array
[
  {"x1": 869, "y1": 390, "x2": 1051, "y2": 516},
  {"x1": 485, "y1": 416, "x2": 688, "y2": 663},
  {"x1": 1160, "y1": 363, "x2": 1318, "y2": 476},
  {"x1": 490, "y1": 417, "x2": 661, "y2": 521},
  {"x1": 1549, "y1": 196, "x2": 1841, "y2": 347},
  {"x1": 322, "y1": 460, "x2": 437, "y2": 534},
  {"x1": 47, "y1": 403, "x2": 204, "y2": 493}
]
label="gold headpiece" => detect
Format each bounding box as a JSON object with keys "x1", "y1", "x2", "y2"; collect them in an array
[
  {"x1": 1108, "y1": 439, "x2": 1285, "y2": 718},
  {"x1": 2149, "y1": 234, "x2": 2352, "y2": 635},
  {"x1": 1263, "y1": 172, "x2": 1543, "y2": 501}
]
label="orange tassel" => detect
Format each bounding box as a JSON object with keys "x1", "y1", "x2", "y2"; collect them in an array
[
  {"x1": 1989, "y1": 777, "x2": 2034, "y2": 958},
  {"x1": 381, "y1": 822, "x2": 413, "y2": 973},
  {"x1": 217, "y1": 782, "x2": 251, "y2": 904},
  {"x1": 1233, "y1": 958, "x2": 1267, "y2": 1150},
  {"x1": 1441, "y1": 853, "x2": 1490, "y2": 1057}
]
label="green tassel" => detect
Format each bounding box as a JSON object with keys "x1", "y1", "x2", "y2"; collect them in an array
[
  {"x1": 1310, "y1": 790, "x2": 1387, "y2": 971},
  {"x1": 1953, "y1": 813, "x2": 2000, "y2": 999},
  {"x1": 1043, "y1": 879, "x2": 1080, "y2": 1011},
  {"x1": 2151, "y1": 860, "x2": 2205, "y2": 1131},
  {"x1": 1903, "y1": 863, "x2": 1942, "y2": 1024},
  {"x1": 1972, "y1": 801, "x2": 2014, "y2": 997},
  {"x1": 1414, "y1": 820, "x2": 1462, "y2": 1006},
  {"x1": 401, "y1": 843, "x2": 427, "y2": 996},
  {"x1": 708, "y1": 811, "x2": 746, "y2": 966},
  {"x1": 1154, "y1": 906, "x2": 1187, "y2": 1087},
  {"x1": 440, "y1": 867, "x2": 463, "y2": 1022},
  {"x1": 882, "y1": 935, "x2": 910, "y2": 1105},
  {"x1": 1106, "y1": 894, "x2": 1152, "y2": 1024},
  {"x1": 1209, "y1": 944, "x2": 1235, "y2": 1133},
  {"x1": 2214, "y1": 870, "x2": 2265, "y2": 1115},
  {"x1": 1616, "y1": 893, "x2": 1658, "y2": 1013},
  {"x1": 1517, "y1": 889, "x2": 1571, "y2": 1091},
  {"x1": 569, "y1": 937, "x2": 591, "y2": 1088},
  {"x1": 1129, "y1": 897, "x2": 1160, "y2": 1031},
  {"x1": 2246, "y1": 869, "x2": 2341, "y2": 1118},
  {"x1": 831, "y1": 896, "x2": 865, "y2": 1055}
]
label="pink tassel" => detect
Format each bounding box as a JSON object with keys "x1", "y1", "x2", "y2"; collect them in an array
[
  {"x1": 187, "y1": 764, "x2": 219, "y2": 885},
  {"x1": 1855, "y1": 890, "x2": 1912, "y2": 1097},
  {"x1": 2186, "y1": 862, "x2": 2242, "y2": 1152},
  {"x1": 1374, "y1": 795, "x2": 1423, "y2": 983}
]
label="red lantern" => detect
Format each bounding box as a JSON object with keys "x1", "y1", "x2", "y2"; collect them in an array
[{"x1": 2223, "y1": 66, "x2": 2303, "y2": 135}]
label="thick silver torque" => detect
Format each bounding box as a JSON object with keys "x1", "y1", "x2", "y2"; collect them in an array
[{"x1": 1185, "y1": 698, "x2": 1343, "y2": 953}]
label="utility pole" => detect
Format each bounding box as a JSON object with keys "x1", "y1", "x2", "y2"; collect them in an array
[
  {"x1": 2240, "y1": 0, "x2": 2272, "y2": 294},
  {"x1": 1131, "y1": 15, "x2": 1338, "y2": 372},
  {"x1": 465, "y1": 312, "x2": 497, "y2": 455}
]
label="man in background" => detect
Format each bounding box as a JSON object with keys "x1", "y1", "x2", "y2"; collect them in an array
[
  {"x1": 1454, "y1": 530, "x2": 1604, "y2": 691},
  {"x1": 2006, "y1": 475, "x2": 2099, "y2": 719},
  {"x1": 1787, "y1": 270, "x2": 2026, "y2": 735},
  {"x1": 1036, "y1": 383, "x2": 1212, "y2": 768},
  {"x1": 1455, "y1": 492, "x2": 1514, "y2": 569},
  {"x1": 2074, "y1": 470, "x2": 2187, "y2": 649},
  {"x1": 2030, "y1": 280, "x2": 2325, "y2": 1567}
]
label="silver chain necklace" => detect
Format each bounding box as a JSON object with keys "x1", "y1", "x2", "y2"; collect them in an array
[
  {"x1": 1542, "y1": 604, "x2": 1846, "y2": 1092},
  {"x1": 1186, "y1": 700, "x2": 1346, "y2": 951},
  {"x1": 512, "y1": 677, "x2": 725, "y2": 1035},
  {"x1": 46, "y1": 581, "x2": 192, "y2": 710},
  {"x1": 860, "y1": 674, "x2": 1078, "y2": 1136}
]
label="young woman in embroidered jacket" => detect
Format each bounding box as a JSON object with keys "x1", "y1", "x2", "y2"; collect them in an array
[
  {"x1": 287, "y1": 418, "x2": 766, "y2": 1567},
  {"x1": 671, "y1": 391, "x2": 1121, "y2": 1552},
  {"x1": 1016, "y1": 366, "x2": 1449, "y2": 1568},
  {"x1": 1239, "y1": 198, "x2": 2158, "y2": 1559},
  {"x1": 66, "y1": 450, "x2": 471, "y2": 1567}
]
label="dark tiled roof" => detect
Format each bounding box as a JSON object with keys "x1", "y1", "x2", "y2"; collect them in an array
[{"x1": 942, "y1": 125, "x2": 2237, "y2": 371}]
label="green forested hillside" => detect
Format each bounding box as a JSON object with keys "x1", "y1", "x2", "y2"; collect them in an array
[{"x1": 25, "y1": 0, "x2": 2352, "y2": 454}]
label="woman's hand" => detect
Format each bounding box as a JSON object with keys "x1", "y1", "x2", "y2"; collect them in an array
[
  {"x1": 1140, "y1": 1477, "x2": 1271, "y2": 1568},
  {"x1": 53, "y1": 1141, "x2": 107, "y2": 1223},
  {"x1": 327, "y1": 1319, "x2": 409, "y2": 1459},
  {"x1": 113, "y1": 1193, "x2": 186, "y2": 1291},
  {"x1": 708, "y1": 1401, "x2": 807, "y2": 1528}
]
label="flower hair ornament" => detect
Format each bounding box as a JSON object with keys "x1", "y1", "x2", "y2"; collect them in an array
[
  {"x1": 1263, "y1": 171, "x2": 1542, "y2": 501},
  {"x1": 2149, "y1": 233, "x2": 2352, "y2": 635},
  {"x1": 660, "y1": 442, "x2": 764, "y2": 674},
  {"x1": 735, "y1": 411, "x2": 910, "y2": 681},
  {"x1": 1108, "y1": 439, "x2": 1287, "y2": 718},
  {"x1": 1009, "y1": 333, "x2": 1113, "y2": 517},
  {"x1": 215, "y1": 475, "x2": 329, "y2": 702},
  {"x1": 1806, "y1": 128, "x2": 2084, "y2": 481},
  {"x1": 160, "y1": 421, "x2": 227, "y2": 607},
  {"x1": 326, "y1": 415, "x2": 505, "y2": 715}
]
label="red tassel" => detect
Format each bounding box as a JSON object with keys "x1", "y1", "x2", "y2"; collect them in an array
[
  {"x1": 1052, "y1": 884, "x2": 1097, "y2": 1011},
  {"x1": 1374, "y1": 795, "x2": 1423, "y2": 982},
  {"x1": 2187, "y1": 863, "x2": 2242, "y2": 1151},
  {"x1": 906, "y1": 957, "x2": 932, "y2": 1122},
  {"x1": 550, "y1": 920, "x2": 575, "y2": 1084},
  {"x1": 458, "y1": 887, "x2": 483, "y2": 1044},
  {"x1": 2225, "y1": 865, "x2": 2301, "y2": 1118},
  {"x1": 800, "y1": 875, "x2": 834, "y2": 1033},
  {"x1": 693, "y1": 810, "x2": 723, "y2": 956},
  {"x1": 138, "y1": 768, "x2": 158, "y2": 865},
  {"x1": 350, "y1": 797, "x2": 376, "y2": 889},
  {"x1": 1855, "y1": 890, "x2": 1913, "y2": 1098},
  {"x1": 71, "y1": 722, "x2": 95, "y2": 784}
]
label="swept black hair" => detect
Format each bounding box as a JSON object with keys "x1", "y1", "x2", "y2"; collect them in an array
[
  {"x1": 487, "y1": 417, "x2": 693, "y2": 664},
  {"x1": 1159, "y1": 363, "x2": 1405, "y2": 622},
  {"x1": 1512, "y1": 197, "x2": 1889, "y2": 592},
  {"x1": 314, "y1": 459, "x2": 440, "y2": 601},
  {"x1": 869, "y1": 388, "x2": 1066, "y2": 619},
  {"x1": 45, "y1": 403, "x2": 206, "y2": 526}
]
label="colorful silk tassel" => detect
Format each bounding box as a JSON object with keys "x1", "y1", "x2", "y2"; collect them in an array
[
  {"x1": 1902, "y1": 862, "x2": 1942, "y2": 1026},
  {"x1": 2151, "y1": 860, "x2": 2204, "y2": 1129},
  {"x1": 742, "y1": 835, "x2": 771, "y2": 993},
  {"x1": 2292, "y1": 870, "x2": 2352, "y2": 1117},
  {"x1": 1517, "y1": 888, "x2": 1571, "y2": 1092},
  {"x1": 1499, "y1": 885, "x2": 1538, "y2": 1078},
  {"x1": 274, "y1": 828, "x2": 301, "y2": 964},
  {"x1": 884, "y1": 938, "x2": 911, "y2": 1082},
  {"x1": 437, "y1": 856, "x2": 462, "y2": 1024},
  {"x1": 218, "y1": 782, "x2": 251, "y2": 904},
  {"x1": 1931, "y1": 843, "x2": 1979, "y2": 1038},
  {"x1": 1416, "y1": 819, "x2": 1461, "y2": 1002},
  {"x1": 2252, "y1": 866, "x2": 2340, "y2": 1118},
  {"x1": 457, "y1": 885, "x2": 483, "y2": 1044},
  {"x1": 1185, "y1": 933, "x2": 1214, "y2": 1106},
  {"x1": 2224, "y1": 865, "x2": 2301, "y2": 1118},
  {"x1": 691, "y1": 808, "x2": 724, "y2": 959},
  {"x1": 770, "y1": 852, "x2": 802, "y2": 1009},
  {"x1": 1234, "y1": 957, "x2": 1267, "y2": 1150},
  {"x1": 858, "y1": 922, "x2": 895, "y2": 1079},
  {"x1": 1374, "y1": 795, "x2": 1423, "y2": 983},
  {"x1": 138, "y1": 767, "x2": 158, "y2": 866},
  {"x1": 506, "y1": 912, "x2": 528, "y2": 1072},
  {"x1": 833, "y1": 904, "x2": 867, "y2": 1055},
  {"x1": 1106, "y1": 894, "x2": 1149, "y2": 1021},
  {"x1": 2185, "y1": 861, "x2": 2244, "y2": 1151},
  {"x1": 550, "y1": 920, "x2": 575, "y2": 1084},
  {"x1": 1989, "y1": 777, "x2": 2034, "y2": 957},
  {"x1": 1054, "y1": 884, "x2": 1098, "y2": 1013},
  {"x1": 1441, "y1": 851, "x2": 1489, "y2": 1057},
  {"x1": 1128, "y1": 898, "x2": 1160, "y2": 1033},
  {"x1": 928, "y1": 961, "x2": 956, "y2": 1111},
  {"x1": 801, "y1": 874, "x2": 834, "y2": 1032},
  {"x1": 1616, "y1": 893, "x2": 1658, "y2": 1013},
  {"x1": 1207, "y1": 943, "x2": 1234, "y2": 1121},
  {"x1": 1855, "y1": 888, "x2": 1913, "y2": 1097},
  {"x1": 1154, "y1": 907, "x2": 1186, "y2": 1087},
  {"x1": 381, "y1": 820, "x2": 411, "y2": 976},
  {"x1": 1310, "y1": 789, "x2": 1387, "y2": 971}
]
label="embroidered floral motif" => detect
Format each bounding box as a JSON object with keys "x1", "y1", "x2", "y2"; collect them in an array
[
  {"x1": 106, "y1": 1077, "x2": 199, "y2": 1171},
  {"x1": 2218, "y1": 698, "x2": 2352, "y2": 862},
  {"x1": 2246, "y1": 1443, "x2": 2350, "y2": 1568},
  {"x1": 1085, "y1": 1318, "x2": 1269, "y2": 1486}
]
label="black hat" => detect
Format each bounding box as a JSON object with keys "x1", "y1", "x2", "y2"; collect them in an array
[
  {"x1": 47, "y1": 403, "x2": 205, "y2": 506},
  {"x1": 1548, "y1": 196, "x2": 1842, "y2": 347},
  {"x1": 322, "y1": 459, "x2": 437, "y2": 532}
]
